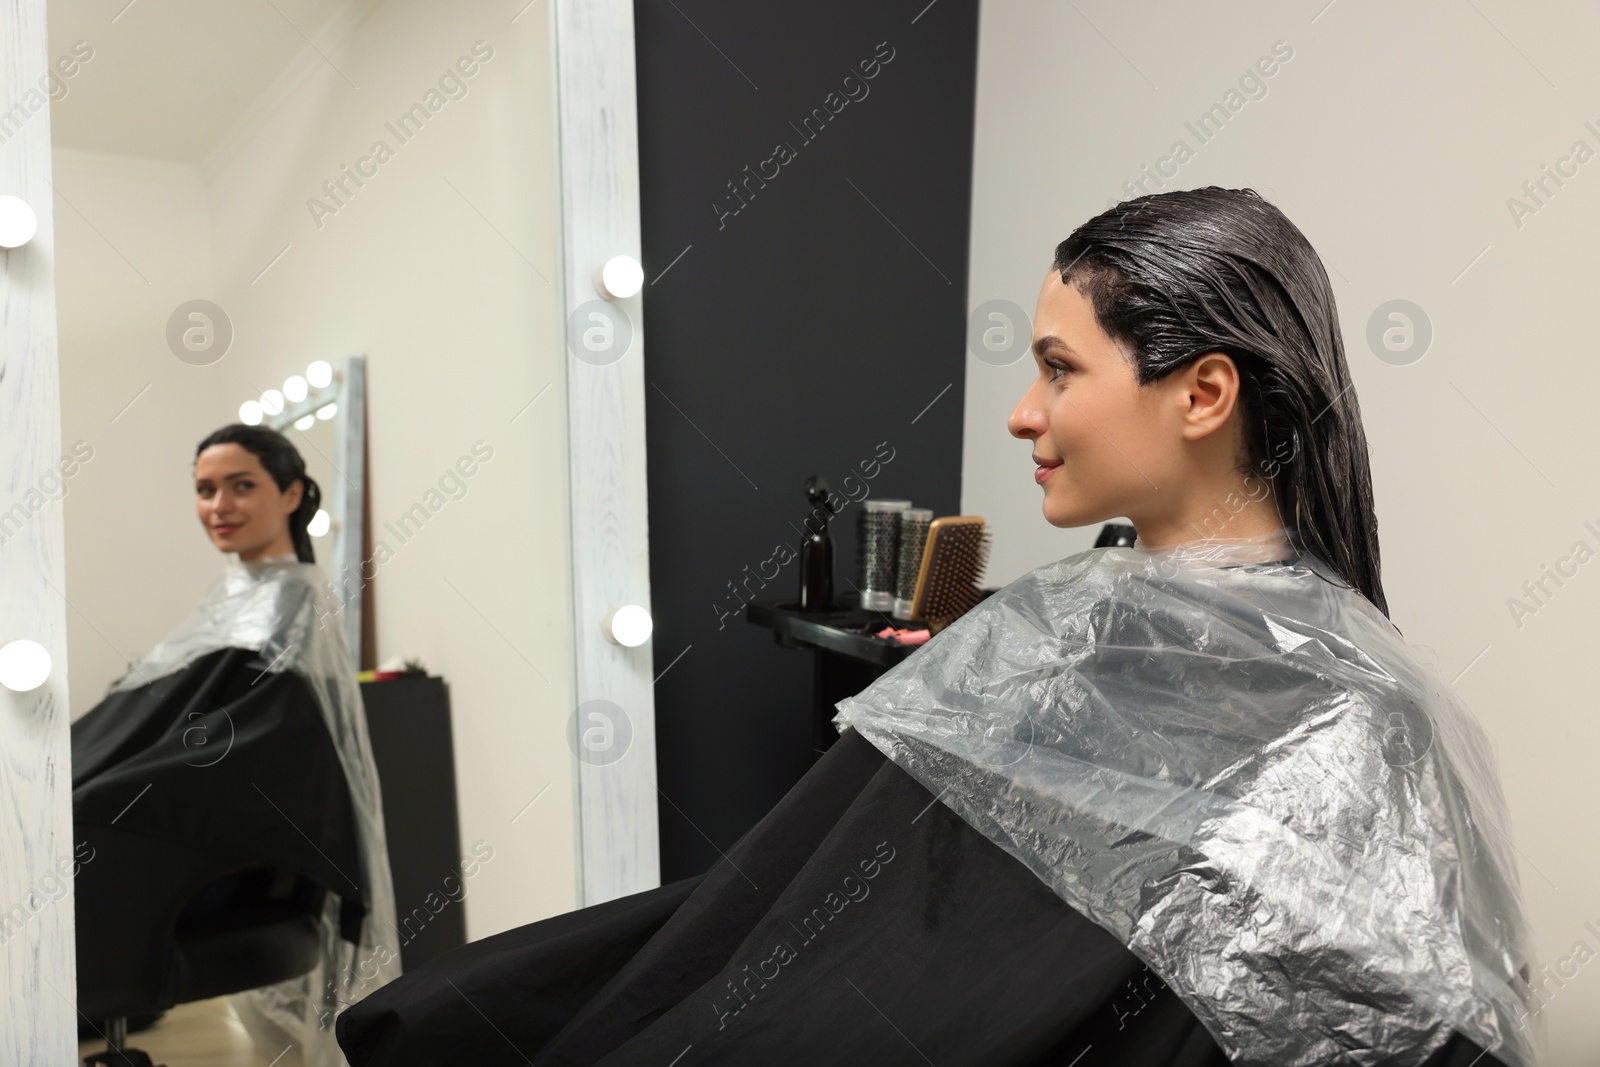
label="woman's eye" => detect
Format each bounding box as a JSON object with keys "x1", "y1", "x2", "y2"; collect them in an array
[{"x1": 1046, "y1": 360, "x2": 1071, "y2": 382}]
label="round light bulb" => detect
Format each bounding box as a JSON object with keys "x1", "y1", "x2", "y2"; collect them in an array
[
  {"x1": 316, "y1": 402, "x2": 338, "y2": 421},
  {"x1": 0, "y1": 195, "x2": 39, "y2": 248},
  {"x1": 294, "y1": 413, "x2": 316, "y2": 431},
  {"x1": 308, "y1": 508, "x2": 331, "y2": 537},
  {"x1": 306, "y1": 360, "x2": 334, "y2": 389},
  {"x1": 283, "y1": 374, "x2": 308, "y2": 402},
  {"x1": 239, "y1": 400, "x2": 264, "y2": 425},
  {"x1": 260, "y1": 389, "x2": 285, "y2": 416},
  {"x1": 597, "y1": 255, "x2": 644, "y2": 300},
  {"x1": 0, "y1": 639, "x2": 51, "y2": 692},
  {"x1": 604, "y1": 604, "x2": 653, "y2": 647}
]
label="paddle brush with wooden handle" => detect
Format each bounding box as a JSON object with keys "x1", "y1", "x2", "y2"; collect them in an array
[{"x1": 908, "y1": 516, "x2": 992, "y2": 632}]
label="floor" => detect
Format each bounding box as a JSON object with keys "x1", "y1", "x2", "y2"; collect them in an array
[{"x1": 75, "y1": 998, "x2": 305, "y2": 1067}]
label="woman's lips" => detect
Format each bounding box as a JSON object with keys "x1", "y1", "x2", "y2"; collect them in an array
[
  {"x1": 213, "y1": 524, "x2": 241, "y2": 536},
  {"x1": 1034, "y1": 460, "x2": 1062, "y2": 485}
]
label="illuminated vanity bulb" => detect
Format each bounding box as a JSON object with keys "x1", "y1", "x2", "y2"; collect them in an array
[
  {"x1": 316, "y1": 402, "x2": 338, "y2": 421},
  {"x1": 307, "y1": 509, "x2": 331, "y2": 537},
  {"x1": 603, "y1": 604, "x2": 653, "y2": 647},
  {"x1": 0, "y1": 195, "x2": 39, "y2": 248},
  {"x1": 0, "y1": 639, "x2": 51, "y2": 692},
  {"x1": 239, "y1": 400, "x2": 264, "y2": 425},
  {"x1": 261, "y1": 389, "x2": 285, "y2": 416},
  {"x1": 596, "y1": 255, "x2": 644, "y2": 300},
  {"x1": 306, "y1": 360, "x2": 334, "y2": 389},
  {"x1": 295, "y1": 414, "x2": 315, "y2": 430},
  {"x1": 284, "y1": 374, "x2": 309, "y2": 402}
]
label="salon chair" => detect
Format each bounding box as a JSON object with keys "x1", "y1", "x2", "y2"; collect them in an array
[
  {"x1": 71, "y1": 647, "x2": 371, "y2": 1067},
  {"x1": 77, "y1": 850, "x2": 329, "y2": 1066}
]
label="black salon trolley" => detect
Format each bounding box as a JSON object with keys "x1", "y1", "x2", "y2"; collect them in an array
[{"x1": 746, "y1": 523, "x2": 1136, "y2": 758}]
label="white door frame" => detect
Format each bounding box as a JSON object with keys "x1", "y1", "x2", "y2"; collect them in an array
[
  {"x1": 552, "y1": 0, "x2": 661, "y2": 906},
  {"x1": 0, "y1": 0, "x2": 77, "y2": 1058}
]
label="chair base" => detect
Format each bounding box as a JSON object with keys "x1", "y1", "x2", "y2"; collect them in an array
[
  {"x1": 84, "y1": 1016, "x2": 165, "y2": 1067},
  {"x1": 84, "y1": 1050, "x2": 162, "y2": 1067},
  {"x1": 78, "y1": 1011, "x2": 164, "y2": 1044}
]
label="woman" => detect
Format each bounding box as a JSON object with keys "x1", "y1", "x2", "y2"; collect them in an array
[
  {"x1": 336, "y1": 189, "x2": 1538, "y2": 1067},
  {"x1": 71, "y1": 426, "x2": 398, "y2": 1067}
]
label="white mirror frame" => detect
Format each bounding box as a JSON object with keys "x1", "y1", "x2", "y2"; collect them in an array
[
  {"x1": 553, "y1": 0, "x2": 660, "y2": 907},
  {"x1": 0, "y1": 0, "x2": 659, "y2": 1050},
  {"x1": 1, "y1": 2, "x2": 75, "y2": 1058}
]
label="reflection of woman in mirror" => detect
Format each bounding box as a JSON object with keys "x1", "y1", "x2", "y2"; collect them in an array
[
  {"x1": 192, "y1": 425, "x2": 322, "y2": 564},
  {"x1": 71, "y1": 425, "x2": 398, "y2": 1067},
  {"x1": 337, "y1": 190, "x2": 1535, "y2": 1067}
]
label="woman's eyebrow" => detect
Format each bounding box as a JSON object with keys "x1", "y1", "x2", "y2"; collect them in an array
[{"x1": 1033, "y1": 335, "x2": 1075, "y2": 359}]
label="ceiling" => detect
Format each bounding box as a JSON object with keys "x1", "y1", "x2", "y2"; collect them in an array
[{"x1": 48, "y1": 0, "x2": 354, "y2": 164}]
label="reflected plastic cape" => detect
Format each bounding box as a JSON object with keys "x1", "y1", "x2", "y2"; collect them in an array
[
  {"x1": 834, "y1": 534, "x2": 1541, "y2": 1067},
  {"x1": 112, "y1": 553, "x2": 399, "y2": 1067}
]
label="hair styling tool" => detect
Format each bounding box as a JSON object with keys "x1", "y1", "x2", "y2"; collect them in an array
[
  {"x1": 909, "y1": 516, "x2": 991, "y2": 632},
  {"x1": 857, "y1": 499, "x2": 911, "y2": 610},
  {"x1": 893, "y1": 508, "x2": 934, "y2": 619}
]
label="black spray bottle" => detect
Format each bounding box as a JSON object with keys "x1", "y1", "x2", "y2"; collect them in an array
[{"x1": 799, "y1": 475, "x2": 838, "y2": 612}]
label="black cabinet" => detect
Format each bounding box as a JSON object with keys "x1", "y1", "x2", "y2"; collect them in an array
[
  {"x1": 745, "y1": 599, "x2": 926, "y2": 759},
  {"x1": 360, "y1": 674, "x2": 466, "y2": 973}
]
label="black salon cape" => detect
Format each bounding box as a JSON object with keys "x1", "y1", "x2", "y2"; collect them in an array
[
  {"x1": 71, "y1": 646, "x2": 367, "y2": 1020},
  {"x1": 335, "y1": 730, "x2": 1504, "y2": 1067}
]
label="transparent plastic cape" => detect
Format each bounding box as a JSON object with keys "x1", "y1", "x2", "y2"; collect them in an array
[
  {"x1": 834, "y1": 533, "x2": 1541, "y2": 1067},
  {"x1": 112, "y1": 553, "x2": 399, "y2": 1067}
]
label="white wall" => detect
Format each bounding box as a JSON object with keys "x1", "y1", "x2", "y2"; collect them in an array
[
  {"x1": 57, "y1": 0, "x2": 576, "y2": 942},
  {"x1": 55, "y1": 148, "x2": 226, "y2": 720},
  {"x1": 964, "y1": 2, "x2": 1599, "y2": 1063}
]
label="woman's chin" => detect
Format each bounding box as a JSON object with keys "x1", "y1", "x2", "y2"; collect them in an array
[
  {"x1": 211, "y1": 534, "x2": 250, "y2": 556},
  {"x1": 1042, "y1": 496, "x2": 1114, "y2": 531},
  {"x1": 1041, "y1": 499, "x2": 1082, "y2": 529}
]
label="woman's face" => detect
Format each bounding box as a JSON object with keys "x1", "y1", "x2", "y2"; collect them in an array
[
  {"x1": 194, "y1": 443, "x2": 302, "y2": 561},
  {"x1": 1008, "y1": 272, "x2": 1190, "y2": 529}
]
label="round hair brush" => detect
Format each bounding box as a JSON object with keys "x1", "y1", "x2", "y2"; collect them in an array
[{"x1": 893, "y1": 508, "x2": 934, "y2": 618}]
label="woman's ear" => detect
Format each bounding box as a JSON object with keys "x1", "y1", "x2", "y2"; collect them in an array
[
  {"x1": 1179, "y1": 352, "x2": 1241, "y2": 441},
  {"x1": 283, "y1": 477, "x2": 305, "y2": 514}
]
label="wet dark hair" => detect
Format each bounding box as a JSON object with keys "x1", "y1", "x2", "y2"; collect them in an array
[
  {"x1": 195, "y1": 424, "x2": 322, "y2": 565},
  {"x1": 1055, "y1": 186, "x2": 1388, "y2": 617}
]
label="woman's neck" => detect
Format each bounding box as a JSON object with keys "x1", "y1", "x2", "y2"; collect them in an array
[
  {"x1": 237, "y1": 532, "x2": 297, "y2": 562},
  {"x1": 1129, "y1": 469, "x2": 1286, "y2": 551}
]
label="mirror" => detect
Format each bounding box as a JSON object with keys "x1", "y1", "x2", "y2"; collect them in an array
[
  {"x1": 49, "y1": 0, "x2": 602, "y2": 1052},
  {"x1": 232, "y1": 352, "x2": 363, "y2": 658}
]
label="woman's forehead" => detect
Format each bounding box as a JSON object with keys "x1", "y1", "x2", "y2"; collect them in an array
[
  {"x1": 195, "y1": 443, "x2": 263, "y2": 474},
  {"x1": 1033, "y1": 277, "x2": 1115, "y2": 356}
]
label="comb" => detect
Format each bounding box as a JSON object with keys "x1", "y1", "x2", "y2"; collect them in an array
[{"x1": 908, "y1": 516, "x2": 991, "y2": 631}]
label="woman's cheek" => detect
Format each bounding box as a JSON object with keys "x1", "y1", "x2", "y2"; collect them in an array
[{"x1": 1047, "y1": 398, "x2": 1080, "y2": 453}]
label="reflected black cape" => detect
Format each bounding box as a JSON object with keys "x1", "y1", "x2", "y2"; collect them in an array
[
  {"x1": 71, "y1": 646, "x2": 367, "y2": 1021},
  {"x1": 336, "y1": 730, "x2": 1503, "y2": 1066}
]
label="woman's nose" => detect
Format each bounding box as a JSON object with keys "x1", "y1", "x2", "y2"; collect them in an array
[{"x1": 1008, "y1": 380, "x2": 1044, "y2": 440}]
